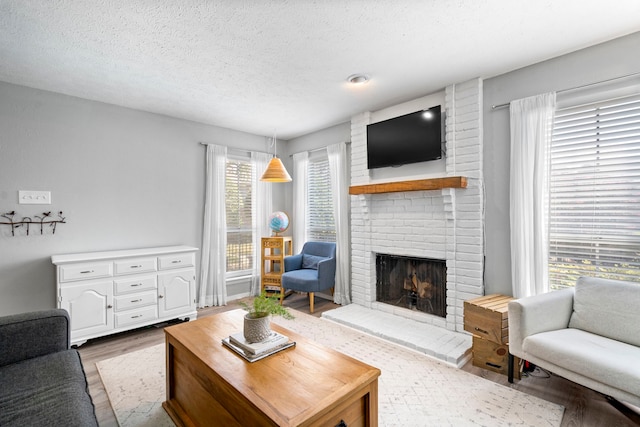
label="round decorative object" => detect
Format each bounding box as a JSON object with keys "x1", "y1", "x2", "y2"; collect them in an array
[
  {"x1": 268, "y1": 211, "x2": 290, "y2": 235},
  {"x1": 243, "y1": 313, "x2": 272, "y2": 343}
]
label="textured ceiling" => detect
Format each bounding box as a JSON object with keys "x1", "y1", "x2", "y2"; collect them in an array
[{"x1": 1, "y1": 1, "x2": 639, "y2": 140}]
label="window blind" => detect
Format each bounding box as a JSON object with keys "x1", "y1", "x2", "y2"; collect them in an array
[
  {"x1": 307, "y1": 157, "x2": 336, "y2": 242},
  {"x1": 549, "y1": 93, "x2": 640, "y2": 289},
  {"x1": 226, "y1": 159, "x2": 254, "y2": 273}
]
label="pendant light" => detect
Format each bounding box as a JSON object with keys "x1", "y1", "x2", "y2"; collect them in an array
[{"x1": 260, "y1": 133, "x2": 292, "y2": 182}]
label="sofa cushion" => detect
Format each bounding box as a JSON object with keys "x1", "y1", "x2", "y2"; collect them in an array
[
  {"x1": 568, "y1": 276, "x2": 640, "y2": 346},
  {"x1": 524, "y1": 328, "x2": 640, "y2": 397},
  {"x1": 0, "y1": 349, "x2": 97, "y2": 427},
  {"x1": 0, "y1": 309, "x2": 70, "y2": 367}
]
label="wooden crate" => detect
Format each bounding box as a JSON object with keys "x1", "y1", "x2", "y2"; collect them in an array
[
  {"x1": 463, "y1": 294, "x2": 513, "y2": 344},
  {"x1": 472, "y1": 336, "x2": 521, "y2": 379}
]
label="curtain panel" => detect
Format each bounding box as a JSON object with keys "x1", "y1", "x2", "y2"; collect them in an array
[
  {"x1": 292, "y1": 152, "x2": 309, "y2": 254},
  {"x1": 199, "y1": 144, "x2": 228, "y2": 307},
  {"x1": 509, "y1": 92, "x2": 556, "y2": 297},
  {"x1": 327, "y1": 142, "x2": 351, "y2": 305}
]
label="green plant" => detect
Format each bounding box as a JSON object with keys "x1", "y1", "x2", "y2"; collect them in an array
[{"x1": 239, "y1": 292, "x2": 294, "y2": 320}]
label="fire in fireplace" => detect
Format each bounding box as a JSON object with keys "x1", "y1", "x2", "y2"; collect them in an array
[{"x1": 375, "y1": 254, "x2": 447, "y2": 317}]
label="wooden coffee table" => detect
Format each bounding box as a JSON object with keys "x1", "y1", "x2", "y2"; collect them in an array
[{"x1": 162, "y1": 309, "x2": 380, "y2": 426}]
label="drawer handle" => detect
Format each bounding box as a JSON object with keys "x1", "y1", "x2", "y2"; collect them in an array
[
  {"x1": 131, "y1": 299, "x2": 142, "y2": 303},
  {"x1": 171, "y1": 260, "x2": 182, "y2": 264},
  {"x1": 336, "y1": 421, "x2": 347, "y2": 427},
  {"x1": 474, "y1": 327, "x2": 489, "y2": 335},
  {"x1": 80, "y1": 270, "x2": 94, "y2": 274},
  {"x1": 131, "y1": 314, "x2": 142, "y2": 319},
  {"x1": 130, "y1": 265, "x2": 143, "y2": 269},
  {"x1": 131, "y1": 283, "x2": 143, "y2": 287}
]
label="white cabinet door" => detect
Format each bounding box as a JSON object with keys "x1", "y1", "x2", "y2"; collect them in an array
[
  {"x1": 60, "y1": 280, "x2": 114, "y2": 341},
  {"x1": 157, "y1": 270, "x2": 195, "y2": 318}
]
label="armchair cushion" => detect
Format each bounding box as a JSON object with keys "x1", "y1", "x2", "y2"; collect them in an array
[
  {"x1": 302, "y1": 254, "x2": 324, "y2": 270},
  {"x1": 568, "y1": 276, "x2": 640, "y2": 347},
  {"x1": 281, "y1": 269, "x2": 321, "y2": 290}
]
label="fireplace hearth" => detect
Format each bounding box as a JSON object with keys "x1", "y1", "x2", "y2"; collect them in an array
[{"x1": 375, "y1": 254, "x2": 447, "y2": 317}]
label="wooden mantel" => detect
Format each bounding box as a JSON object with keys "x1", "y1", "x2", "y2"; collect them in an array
[{"x1": 349, "y1": 176, "x2": 467, "y2": 195}]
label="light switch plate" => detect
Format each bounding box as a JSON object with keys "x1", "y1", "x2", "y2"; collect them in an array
[{"x1": 19, "y1": 190, "x2": 51, "y2": 204}]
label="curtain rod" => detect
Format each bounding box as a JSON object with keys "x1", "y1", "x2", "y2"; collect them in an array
[
  {"x1": 490, "y1": 70, "x2": 640, "y2": 110},
  {"x1": 198, "y1": 142, "x2": 270, "y2": 156},
  {"x1": 288, "y1": 141, "x2": 351, "y2": 158},
  {"x1": 199, "y1": 140, "x2": 351, "y2": 157}
]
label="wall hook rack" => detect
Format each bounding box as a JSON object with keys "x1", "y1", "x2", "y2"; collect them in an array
[{"x1": 0, "y1": 211, "x2": 67, "y2": 236}]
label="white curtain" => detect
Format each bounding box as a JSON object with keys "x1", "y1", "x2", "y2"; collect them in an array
[
  {"x1": 510, "y1": 92, "x2": 556, "y2": 298},
  {"x1": 327, "y1": 142, "x2": 351, "y2": 305},
  {"x1": 199, "y1": 144, "x2": 228, "y2": 307},
  {"x1": 251, "y1": 151, "x2": 273, "y2": 296},
  {"x1": 292, "y1": 152, "x2": 309, "y2": 254}
]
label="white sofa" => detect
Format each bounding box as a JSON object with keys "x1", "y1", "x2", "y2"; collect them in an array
[{"x1": 508, "y1": 276, "x2": 640, "y2": 407}]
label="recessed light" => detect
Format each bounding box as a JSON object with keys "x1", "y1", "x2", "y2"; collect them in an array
[{"x1": 347, "y1": 74, "x2": 370, "y2": 85}]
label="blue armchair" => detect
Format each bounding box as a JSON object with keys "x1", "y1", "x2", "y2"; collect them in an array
[{"x1": 281, "y1": 242, "x2": 336, "y2": 313}]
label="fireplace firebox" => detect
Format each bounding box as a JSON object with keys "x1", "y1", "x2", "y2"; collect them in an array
[{"x1": 375, "y1": 254, "x2": 447, "y2": 317}]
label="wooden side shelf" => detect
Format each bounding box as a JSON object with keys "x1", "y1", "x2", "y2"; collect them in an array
[
  {"x1": 261, "y1": 236, "x2": 292, "y2": 303},
  {"x1": 349, "y1": 176, "x2": 467, "y2": 195}
]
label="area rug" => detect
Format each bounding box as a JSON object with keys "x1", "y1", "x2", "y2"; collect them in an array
[{"x1": 97, "y1": 310, "x2": 564, "y2": 426}]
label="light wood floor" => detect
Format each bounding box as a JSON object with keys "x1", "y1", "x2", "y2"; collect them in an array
[{"x1": 78, "y1": 294, "x2": 640, "y2": 427}]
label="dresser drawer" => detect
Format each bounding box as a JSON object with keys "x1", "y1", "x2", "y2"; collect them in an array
[
  {"x1": 158, "y1": 253, "x2": 195, "y2": 270},
  {"x1": 114, "y1": 257, "x2": 157, "y2": 275},
  {"x1": 114, "y1": 290, "x2": 157, "y2": 312},
  {"x1": 59, "y1": 262, "x2": 113, "y2": 282},
  {"x1": 114, "y1": 275, "x2": 157, "y2": 295},
  {"x1": 115, "y1": 306, "x2": 158, "y2": 328}
]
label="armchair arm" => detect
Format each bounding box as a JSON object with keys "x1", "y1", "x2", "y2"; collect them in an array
[
  {"x1": 508, "y1": 288, "x2": 574, "y2": 356},
  {"x1": 317, "y1": 256, "x2": 337, "y2": 290},
  {"x1": 284, "y1": 254, "x2": 303, "y2": 272},
  {"x1": 0, "y1": 309, "x2": 70, "y2": 367}
]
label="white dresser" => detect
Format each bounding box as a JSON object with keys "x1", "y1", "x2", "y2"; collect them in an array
[{"x1": 52, "y1": 245, "x2": 198, "y2": 346}]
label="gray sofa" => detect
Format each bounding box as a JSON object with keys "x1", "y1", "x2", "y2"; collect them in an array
[
  {"x1": 0, "y1": 309, "x2": 98, "y2": 426},
  {"x1": 508, "y1": 276, "x2": 640, "y2": 407}
]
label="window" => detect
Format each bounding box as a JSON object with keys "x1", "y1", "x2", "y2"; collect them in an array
[
  {"x1": 307, "y1": 155, "x2": 336, "y2": 242},
  {"x1": 548, "y1": 93, "x2": 640, "y2": 289},
  {"x1": 226, "y1": 157, "x2": 254, "y2": 276}
]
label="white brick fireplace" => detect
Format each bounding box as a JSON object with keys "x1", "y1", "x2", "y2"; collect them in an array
[{"x1": 349, "y1": 78, "x2": 485, "y2": 333}]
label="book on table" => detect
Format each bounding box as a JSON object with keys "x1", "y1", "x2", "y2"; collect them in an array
[
  {"x1": 222, "y1": 337, "x2": 295, "y2": 363},
  {"x1": 228, "y1": 331, "x2": 289, "y2": 355}
]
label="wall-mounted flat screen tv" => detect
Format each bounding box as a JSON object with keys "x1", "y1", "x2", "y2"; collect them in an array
[{"x1": 366, "y1": 105, "x2": 442, "y2": 169}]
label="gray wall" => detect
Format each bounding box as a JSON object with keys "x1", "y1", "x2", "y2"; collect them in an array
[
  {"x1": 0, "y1": 82, "x2": 271, "y2": 315},
  {"x1": 483, "y1": 31, "x2": 640, "y2": 296},
  {"x1": 287, "y1": 122, "x2": 350, "y2": 154}
]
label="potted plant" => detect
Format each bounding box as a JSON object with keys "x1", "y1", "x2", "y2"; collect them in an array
[{"x1": 239, "y1": 292, "x2": 294, "y2": 343}]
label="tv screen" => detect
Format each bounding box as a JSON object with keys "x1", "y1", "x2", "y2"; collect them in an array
[{"x1": 366, "y1": 105, "x2": 442, "y2": 169}]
